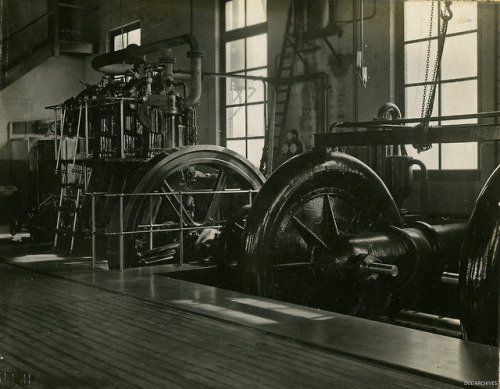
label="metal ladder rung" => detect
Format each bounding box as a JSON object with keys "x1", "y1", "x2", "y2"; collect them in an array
[
  {"x1": 54, "y1": 228, "x2": 77, "y2": 235},
  {"x1": 61, "y1": 183, "x2": 84, "y2": 188},
  {"x1": 54, "y1": 205, "x2": 81, "y2": 212}
]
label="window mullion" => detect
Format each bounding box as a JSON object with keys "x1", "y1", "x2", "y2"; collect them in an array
[
  {"x1": 244, "y1": 36, "x2": 248, "y2": 158},
  {"x1": 223, "y1": 0, "x2": 267, "y2": 167},
  {"x1": 404, "y1": 1, "x2": 478, "y2": 170}
]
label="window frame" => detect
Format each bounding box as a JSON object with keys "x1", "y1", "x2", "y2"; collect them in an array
[
  {"x1": 399, "y1": 0, "x2": 480, "y2": 172},
  {"x1": 109, "y1": 21, "x2": 141, "y2": 52},
  {"x1": 221, "y1": 0, "x2": 268, "y2": 167}
]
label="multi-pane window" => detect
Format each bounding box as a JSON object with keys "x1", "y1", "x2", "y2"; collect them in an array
[
  {"x1": 224, "y1": 0, "x2": 267, "y2": 168},
  {"x1": 110, "y1": 22, "x2": 141, "y2": 51},
  {"x1": 404, "y1": 1, "x2": 478, "y2": 169}
]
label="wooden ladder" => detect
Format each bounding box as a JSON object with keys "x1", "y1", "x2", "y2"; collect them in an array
[
  {"x1": 53, "y1": 103, "x2": 89, "y2": 253},
  {"x1": 53, "y1": 163, "x2": 86, "y2": 253}
]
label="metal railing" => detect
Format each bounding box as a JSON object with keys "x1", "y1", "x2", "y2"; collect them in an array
[
  {"x1": 90, "y1": 189, "x2": 258, "y2": 270},
  {"x1": 1, "y1": 11, "x2": 53, "y2": 44}
]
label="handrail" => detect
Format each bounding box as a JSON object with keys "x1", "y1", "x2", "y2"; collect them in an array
[
  {"x1": 330, "y1": 111, "x2": 500, "y2": 130},
  {"x1": 1, "y1": 11, "x2": 53, "y2": 43},
  {"x1": 58, "y1": 3, "x2": 98, "y2": 11},
  {"x1": 90, "y1": 189, "x2": 259, "y2": 270}
]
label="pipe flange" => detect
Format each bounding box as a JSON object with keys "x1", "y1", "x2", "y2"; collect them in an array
[
  {"x1": 409, "y1": 221, "x2": 440, "y2": 257},
  {"x1": 378, "y1": 225, "x2": 419, "y2": 289},
  {"x1": 187, "y1": 51, "x2": 205, "y2": 58}
]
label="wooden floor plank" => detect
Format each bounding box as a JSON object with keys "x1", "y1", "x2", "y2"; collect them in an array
[
  {"x1": 69, "y1": 323, "x2": 234, "y2": 388},
  {"x1": 0, "y1": 263, "x2": 466, "y2": 388}
]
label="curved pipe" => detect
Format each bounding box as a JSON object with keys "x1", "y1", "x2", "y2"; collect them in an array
[
  {"x1": 139, "y1": 34, "x2": 204, "y2": 109},
  {"x1": 91, "y1": 34, "x2": 205, "y2": 108},
  {"x1": 376, "y1": 102, "x2": 406, "y2": 156},
  {"x1": 409, "y1": 158, "x2": 427, "y2": 220},
  {"x1": 182, "y1": 51, "x2": 203, "y2": 108},
  {"x1": 138, "y1": 33, "x2": 201, "y2": 55},
  {"x1": 376, "y1": 102, "x2": 402, "y2": 120},
  {"x1": 91, "y1": 44, "x2": 144, "y2": 74}
]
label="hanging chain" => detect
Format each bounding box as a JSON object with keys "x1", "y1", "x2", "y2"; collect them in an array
[
  {"x1": 424, "y1": 1, "x2": 451, "y2": 121},
  {"x1": 414, "y1": 1, "x2": 453, "y2": 153},
  {"x1": 420, "y1": 1, "x2": 435, "y2": 120}
]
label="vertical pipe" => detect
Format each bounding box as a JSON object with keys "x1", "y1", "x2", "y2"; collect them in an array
[
  {"x1": 120, "y1": 98, "x2": 125, "y2": 158},
  {"x1": 149, "y1": 195, "x2": 153, "y2": 251},
  {"x1": 190, "y1": 0, "x2": 194, "y2": 35},
  {"x1": 92, "y1": 194, "x2": 96, "y2": 269},
  {"x1": 85, "y1": 102, "x2": 89, "y2": 157},
  {"x1": 352, "y1": 0, "x2": 358, "y2": 127},
  {"x1": 319, "y1": 0, "x2": 329, "y2": 29},
  {"x1": 495, "y1": 3, "x2": 499, "y2": 165},
  {"x1": 360, "y1": 0, "x2": 364, "y2": 52},
  {"x1": 410, "y1": 159, "x2": 428, "y2": 220},
  {"x1": 119, "y1": 194, "x2": 124, "y2": 271},
  {"x1": 267, "y1": 90, "x2": 277, "y2": 174},
  {"x1": 179, "y1": 192, "x2": 184, "y2": 265},
  {"x1": 262, "y1": 80, "x2": 268, "y2": 169},
  {"x1": 170, "y1": 116, "x2": 176, "y2": 148}
]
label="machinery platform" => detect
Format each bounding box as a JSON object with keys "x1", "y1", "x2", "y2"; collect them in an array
[{"x1": 0, "y1": 234, "x2": 498, "y2": 388}]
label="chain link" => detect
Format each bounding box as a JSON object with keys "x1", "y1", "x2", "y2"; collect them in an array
[
  {"x1": 424, "y1": 2, "x2": 450, "y2": 121},
  {"x1": 421, "y1": 1, "x2": 435, "y2": 120},
  {"x1": 415, "y1": 1, "x2": 451, "y2": 153}
]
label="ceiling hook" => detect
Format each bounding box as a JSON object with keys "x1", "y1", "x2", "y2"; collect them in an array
[{"x1": 440, "y1": 1, "x2": 453, "y2": 22}]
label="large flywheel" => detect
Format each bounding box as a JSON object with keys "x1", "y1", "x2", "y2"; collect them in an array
[
  {"x1": 240, "y1": 150, "x2": 405, "y2": 318},
  {"x1": 108, "y1": 145, "x2": 265, "y2": 269},
  {"x1": 459, "y1": 164, "x2": 499, "y2": 347}
]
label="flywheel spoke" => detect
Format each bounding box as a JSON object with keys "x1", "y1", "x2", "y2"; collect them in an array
[
  {"x1": 326, "y1": 194, "x2": 340, "y2": 236},
  {"x1": 233, "y1": 222, "x2": 245, "y2": 232},
  {"x1": 292, "y1": 215, "x2": 329, "y2": 251},
  {"x1": 160, "y1": 179, "x2": 195, "y2": 226},
  {"x1": 346, "y1": 210, "x2": 361, "y2": 233},
  {"x1": 205, "y1": 169, "x2": 228, "y2": 224}
]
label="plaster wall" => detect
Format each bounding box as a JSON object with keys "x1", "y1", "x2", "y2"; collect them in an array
[{"x1": 0, "y1": 56, "x2": 86, "y2": 181}]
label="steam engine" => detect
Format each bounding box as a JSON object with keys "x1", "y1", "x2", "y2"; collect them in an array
[
  {"x1": 48, "y1": 34, "x2": 264, "y2": 268},
  {"x1": 35, "y1": 34, "x2": 498, "y2": 348}
]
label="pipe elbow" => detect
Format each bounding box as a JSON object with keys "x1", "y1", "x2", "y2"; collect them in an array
[
  {"x1": 376, "y1": 102, "x2": 402, "y2": 120},
  {"x1": 182, "y1": 52, "x2": 204, "y2": 108},
  {"x1": 184, "y1": 33, "x2": 201, "y2": 53},
  {"x1": 409, "y1": 158, "x2": 427, "y2": 175}
]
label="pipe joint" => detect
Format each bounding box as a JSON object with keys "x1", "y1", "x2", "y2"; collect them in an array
[{"x1": 187, "y1": 50, "x2": 205, "y2": 58}]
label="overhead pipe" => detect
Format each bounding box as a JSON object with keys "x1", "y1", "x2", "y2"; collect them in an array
[
  {"x1": 91, "y1": 34, "x2": 205, "y2": 108},
  {"x1": 139, "y1": 34, "x2": 204, "y2": 108}
]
